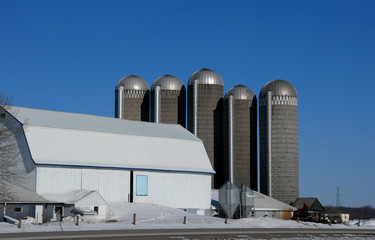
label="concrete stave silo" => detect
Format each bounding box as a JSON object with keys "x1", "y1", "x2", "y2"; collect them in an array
[
  {"x1": 259, "y1": 79, "x2": 298, "y2": 204},
  {"x1": 223, "y1": 85, "x2": 257, "y2": 191},
  {"x1": 151, "y1": 75, "x2": 186, "y2": 127},
  {"x1": 115, "y1": 75, "x2": 149, "y2": 121},
  {"x1": 187, "y1": 68, "x2": 224, "y2": 189}
]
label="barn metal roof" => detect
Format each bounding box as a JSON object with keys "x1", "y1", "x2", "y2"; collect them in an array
[
  {"x1": 12, "y1": 107, "x2": 198, "y2": 141},
  {"x1": 8, "y1": 107, "x2": 214, "y2": 174}
]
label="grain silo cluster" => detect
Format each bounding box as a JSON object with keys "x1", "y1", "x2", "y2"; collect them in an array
[{"x1": 114, "y1": 69, "x2": 298, "y2": 204}]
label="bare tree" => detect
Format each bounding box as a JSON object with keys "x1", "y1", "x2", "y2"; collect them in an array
[{"x1": 0, "y1": 93, "x2": 26, "y2": 202}]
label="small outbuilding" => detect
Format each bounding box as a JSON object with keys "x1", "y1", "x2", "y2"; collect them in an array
[
  {"x1": 42, "y1": 190, "x2": 108, "y2": 219},
  {"x1": 212, "y1": 189, "x2": 296, "y2": 220},
  {"x1": 252, "y1": 191, "x2": 297, "y2": 219},
  {"x1": 0, "y1": 181, "x2": 63, "y2": 223},
  {"x1": 292, "y1": 197, "x2": 325, "y2": 221}
]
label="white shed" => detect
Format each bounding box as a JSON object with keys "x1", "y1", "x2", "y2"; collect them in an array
[
  {"x1": 0, "y1": 106, "x2": 214, "y2": 211},
  {"x1": 42, "y1": 190, "x2": 108, "y2": 219}
]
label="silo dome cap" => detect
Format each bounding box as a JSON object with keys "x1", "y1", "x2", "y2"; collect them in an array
[
  {"x1": 259, "y1": 79, "x2": 298, "y2": 98},
  {"x1": 188, "y1": 68, "x2": 224, "y2": 86},
  {"x1": 151, "y1": 75, "x2": 185, "y2": 91},
  {"x1": 116, "y1": 75, "x2": 149, "y2": 91},
  {"x1": 225, "y1": 85, "x2": 255, "y2": 100}
]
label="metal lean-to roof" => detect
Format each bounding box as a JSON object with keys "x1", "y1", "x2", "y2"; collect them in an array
[
  {"x1": 0, "y1": 180, "x2": 50, "y2": 203},
  {"x1": 10, "y1": 107, "x2": 214, "y2": 174},
  {"x1": 253, "y1": 191, "x2": 296, "y2": 211}
]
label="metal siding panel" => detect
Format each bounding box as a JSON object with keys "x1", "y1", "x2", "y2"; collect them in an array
[
  {"x1": 133, "y1": 171, "x2": 211, "y2": 209},
  {"x1": 25, "y1": 127, "x2": 213, "y2": 173},
  {"x1": 36, "y1": 167, "x2": 130, "y2": 202},
  {"x1": 96, "y1": 169, "x2": 130, "y2": 202},
  {"x1": 36, "y1": 167, "x2": 81, "y2": 194}
]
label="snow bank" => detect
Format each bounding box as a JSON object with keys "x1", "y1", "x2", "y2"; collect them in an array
[{"x1": 0, "y1": 202, "x2": 374, "y2": 233}]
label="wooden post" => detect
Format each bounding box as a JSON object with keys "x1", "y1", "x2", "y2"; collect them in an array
[
  {"x1": 18, "y1": 219, "x2": 22, "y2": 229},
  {"x1": 225, "y1": 217, "x2": 228, "y2": 224},
  {"x1": 133, "y1": 213, "x2": 136, "y2": 225},
  {"x1": 75, "y1": 215, "x2": 80, "y2": 226},
  {"x1": 183, "y1": 216, "x2": 187, "y2": 224}
]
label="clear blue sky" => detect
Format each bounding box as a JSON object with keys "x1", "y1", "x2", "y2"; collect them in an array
[{"x1": 1, "y1": 0, "x2": 374, "y2": 208}]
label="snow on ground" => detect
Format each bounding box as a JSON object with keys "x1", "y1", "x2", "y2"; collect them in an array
[{"x1": 0, "y1": 202, "x2": 374, "y2": 233}]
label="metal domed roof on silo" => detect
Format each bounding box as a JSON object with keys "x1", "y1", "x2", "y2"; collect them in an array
[
  {"x1": 116, "y1": 75, "x2": 149, "y2": 91},
  {"x1": 151, "y1": 75, "x2": 184, "y2": 91},
  {"x1": 259, "y1": 80, "x2": 297, "y2": 98},
  {"x1": 188, "y1": 68, "x2": 224, "y2": 86},
  {"x1": 224, "y1": 85, "x2": 255, "y2": 100}
]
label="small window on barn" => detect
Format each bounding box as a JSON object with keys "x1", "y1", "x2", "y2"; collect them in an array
[
  {"x1": 14, "y1": 207, "x2": 23, "y2": 213},
  {"x1": 94, "y1": 206, "x2": 99, "y2": 214},
  {"x1": 136, "y1": 175, "x2": 148, "y2": 196}
]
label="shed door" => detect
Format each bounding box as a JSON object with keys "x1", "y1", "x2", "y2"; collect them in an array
[{"x1": 35, "y1": 205, "x2": 43, "y2": 224}]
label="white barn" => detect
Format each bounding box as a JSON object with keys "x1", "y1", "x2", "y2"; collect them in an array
[{"x1": 0, "y1": 106, "x2": 214, "y2": 211}]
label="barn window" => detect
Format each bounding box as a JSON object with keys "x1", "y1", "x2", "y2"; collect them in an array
[
  {"x1": 94, "y1": 206, "x2": 99, "y2": 214},
  {"x1": 14, "y1": 207, "x2": 23, "y2": 213},
  {"x1": 136, "y1": 175, "x2": 148, "y2": 196}
]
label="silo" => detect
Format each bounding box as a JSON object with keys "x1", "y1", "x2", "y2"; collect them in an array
[
  {"x1": 259, "y1": 80, "x2": 298, "y2": 204},
  {"x1": 187, "y1": 68, "x2": 224, "y2": 189},
  {"x1": 223, "y1": 85, "x2": 257, "y2": 191},
  {"x1": 115, "y1": 75, "x2": 149, "y2": 121},
  {"x1": 151, "y1": 75, "x2": 186, "y2": 127}
]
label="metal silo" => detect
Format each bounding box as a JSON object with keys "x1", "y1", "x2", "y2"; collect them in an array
[
  {"x1": 187, "y1": 68, "x2": 224, "y2": 189},
  {"x1": 223, "y1": 85, "x2": 257, "y2": 191},
  {"x1": 115, "y1": 75, "x2": 149, "y2": 121},
  {"x1": 151, "y1": 75, "x2": 186, "y2": 127},
  {"x1": 259, "y1": 80, "x2": 298, "y2": 204}
]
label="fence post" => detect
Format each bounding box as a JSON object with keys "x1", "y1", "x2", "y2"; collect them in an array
[
  {"x1": 75, "y1": 215, "x2": 80, "y2": 226},
  {"x1": 133, "y1": 213, "x2": 136, "y2": 225}
]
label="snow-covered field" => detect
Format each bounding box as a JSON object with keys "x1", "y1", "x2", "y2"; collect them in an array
[{"x1": 0, "y1": 202, "x2": 374, "y2": 233}]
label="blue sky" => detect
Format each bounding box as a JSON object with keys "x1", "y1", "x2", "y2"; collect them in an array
[{"x1": 1, "y1": 0, "x2": 374, "y2": 208}]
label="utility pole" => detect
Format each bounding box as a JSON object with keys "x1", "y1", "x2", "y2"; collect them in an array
[{"x1": 336, "y1": 187, "x2": 341, "y2": 208}]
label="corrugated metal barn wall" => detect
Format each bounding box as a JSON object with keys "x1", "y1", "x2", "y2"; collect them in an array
[
  {"x1": 36, "y1": 167, "x2": 130, "y2": 202},
  {"x1": 132, "y1": 171, "x2": 211, "y2": 209}
]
